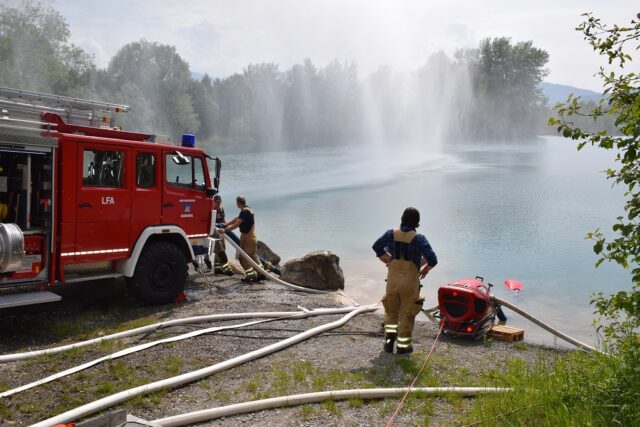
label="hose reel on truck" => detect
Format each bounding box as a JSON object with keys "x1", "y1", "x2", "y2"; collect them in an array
[{"x1": 0, "y1": 223, "x2": 24, "y2": 273}]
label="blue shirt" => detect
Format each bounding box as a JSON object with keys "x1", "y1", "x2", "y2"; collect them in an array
[{"x1": 372, "y1": 226, "x2": 438, "y2": 270}]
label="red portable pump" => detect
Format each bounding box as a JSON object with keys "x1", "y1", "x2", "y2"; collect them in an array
[{"x1": 435, "y1": 276, "x2": 509, "y2": 340}]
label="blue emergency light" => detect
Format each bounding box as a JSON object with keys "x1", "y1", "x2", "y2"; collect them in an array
[{"x1": 181, "y1": 133, "x2": 196, "y2": 147}]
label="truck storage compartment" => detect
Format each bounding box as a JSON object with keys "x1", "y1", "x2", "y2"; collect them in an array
[
  {"x1": 0, "y1": 150, "x2": 52, "y2": 230},
  {"x1": 0, "y1": 149, "x2": 53, "y2": 284}
]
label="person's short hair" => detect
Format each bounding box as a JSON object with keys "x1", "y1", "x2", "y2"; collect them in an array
[
  {"x1": 401, "y1": 207, "x2": 420, "y2": 228},
  {"x1": 213, "y1": 194, "x2": 221, "y2": 202},
  {"x1": 236, "y1": 195, "x2": 247, "y2": 206}
]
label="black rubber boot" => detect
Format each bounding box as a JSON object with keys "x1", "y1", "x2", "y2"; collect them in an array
[
  {"x1": 383, "y1": 333, "x2": 397, "y2": 353},
  {"x1": 219, "y1": 263, "x2": 233, "y2": 276},
  {"x1": 396, "y1": 345, "x2": 414, "y2": 355}
]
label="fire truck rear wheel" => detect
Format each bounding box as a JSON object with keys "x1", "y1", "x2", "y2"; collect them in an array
[{"x1": 127, "y1": 241, "x2": 187, "y2": 305}]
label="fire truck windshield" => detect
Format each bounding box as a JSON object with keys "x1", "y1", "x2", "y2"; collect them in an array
[{"x1": 166, "y1": 154, "x2": 206, "y2": 191}]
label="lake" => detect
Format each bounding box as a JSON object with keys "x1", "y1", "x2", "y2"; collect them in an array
[{"x1": 216, "y1": 136, "x2": 630, "y2": 347}]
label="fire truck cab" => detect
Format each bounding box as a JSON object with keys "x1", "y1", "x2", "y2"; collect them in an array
[{"x1": 0, "y1": 87, "x2": 220, "y2": 309}]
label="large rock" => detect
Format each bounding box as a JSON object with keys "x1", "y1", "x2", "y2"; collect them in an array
[
  {"x1": 281, "y1": 251, "x2": 344, "y2": 291},
  {"x1": 257, "y1": 240, "x2": 281, "y2": 266}
]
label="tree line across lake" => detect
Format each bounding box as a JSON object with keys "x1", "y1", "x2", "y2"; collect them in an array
[{"x1": 0, "y1": 1, "x2": 616, "y2": 152}]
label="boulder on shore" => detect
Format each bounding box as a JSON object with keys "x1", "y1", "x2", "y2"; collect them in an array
[
  {"x1": 281, "y1": 251, "x2": 344, "y2": 291},
  {"x1": 257, "y1": 240, "x2": 281, "y2": 266}
]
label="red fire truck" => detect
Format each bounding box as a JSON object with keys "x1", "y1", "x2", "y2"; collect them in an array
[{"x1": 0, "y1": 87, "x2": 221, "y2": 309}]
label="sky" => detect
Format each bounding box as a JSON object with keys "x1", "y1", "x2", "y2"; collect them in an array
[{"x1": 54, "y1": 0, "x2": 638, "y2": 91}]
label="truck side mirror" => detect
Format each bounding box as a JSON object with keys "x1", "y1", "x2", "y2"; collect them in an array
[
  {"x1": 206, "y1": 188, "x2": 218, "y2": 197},
  {"x1": 214, "y1": 158, "x2": 221, "y2": 190}
]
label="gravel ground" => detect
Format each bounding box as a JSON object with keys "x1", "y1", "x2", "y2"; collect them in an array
[{"x1": 0, "y1": 265, "x2": 566, "y2": 426}]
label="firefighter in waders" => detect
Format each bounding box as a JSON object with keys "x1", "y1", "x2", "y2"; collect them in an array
[
  {"x1": 372, "y1": 207, "x2": 438, "y2": 354},
  {"x1": 219, "y1": 196, "x2": 265, "y2": 282},
  {"x1": 209, "y1": 195, "x2": 233, "y2": 275}
]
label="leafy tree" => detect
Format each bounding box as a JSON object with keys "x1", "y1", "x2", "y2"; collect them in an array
[
  {"x1": 283, "y1": 59, "x2": 321, "y2": 146},
  {"x1": 461, "y1": 37, "x2": 549, "y2": 139},
  {"x1": 107, "y1": 40, "x2": 199, "y2": 139},
  {"x1": 550, "y1": 12, "x2": 640, "y2": 424},
  {"x1": 210, "y1": 73, "x2": 252, "y2": 145},
  {"x1": 189, "y1": 74, "x2": 219, "y2": 142},
  {"x1": 243, "y1": 63, "x2": 285, "y2": 148}
]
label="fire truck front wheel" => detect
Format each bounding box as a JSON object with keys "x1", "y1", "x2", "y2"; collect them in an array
[{"x1": 127, "y1": 241, "x2": 187, "y2": 304}]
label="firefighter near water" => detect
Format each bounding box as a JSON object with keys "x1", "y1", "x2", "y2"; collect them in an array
[
  {"x1": 218, "y1": 196, "x2": 265, "y2": 283},
  {"x1": 373, "y1": 207, "x2": 438, "y2": 354}
]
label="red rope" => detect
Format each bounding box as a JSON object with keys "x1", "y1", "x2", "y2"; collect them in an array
[{"x1": 385, "y1": 322, "x2": 445, "y2": 427}]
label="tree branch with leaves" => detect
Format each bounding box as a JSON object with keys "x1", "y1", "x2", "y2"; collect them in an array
[{"x1": 550, "y1": 11, "x2": 639, "y2": 356}]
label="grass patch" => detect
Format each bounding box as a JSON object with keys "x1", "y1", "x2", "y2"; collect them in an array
[
  {"x1": 48, "y1": 318, "x2": 81, "y2": 339},
  {"x1": 301, "y1": 404, "x2": 316, "y2": 420},
  {"x1": 348, "y1": 397, "x2": 364, "y2": 408},
  {"x1": 365, "y1": 362, "x2": 396, "y2": 387},
  {"x1": 322, "y1": 398, "x2": 341, "y2": 416},
  {"x1": 130, "y1": 389, "x2": 165, "y2": 409},
  {"x1": 95, "y1": 381, "x2": 117, "y2": 395},
  {"x1": 241, "y1": 360, "x2": 373, "y2": 404},
  {"x1": 160, "y1": 356, "x2": 184, "y2": 376},
  {"x1": 462, "y1": 351, "x2": 639, "y2": 426},
  {"x1": 0, "y1": 401, "x2": 12, "y2": 418},
  {"x1": 98, "y1": 338, "x2": 124, "y2": 353},
  {"x1": 112, "y1": 315, "x2": 160, "y2": 333},
  {"x1": 210, "y1": 388, "x2": 231, "y2": 403},
  {"x1": 513, "y1": 341, "x2": 528, "y2": 351}
]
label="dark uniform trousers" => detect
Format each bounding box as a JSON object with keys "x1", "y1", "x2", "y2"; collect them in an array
[
  {"x1": 212, "y1": 208, "x2": 232, "y2": 274},
  {"x1": 381, "y1": 229, "x2": 423, "y2": 350}
]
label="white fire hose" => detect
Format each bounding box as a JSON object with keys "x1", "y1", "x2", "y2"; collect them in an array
[
  {"x1": 493, "y1": 296, "x2": 598, "y2": 352},
  {"x1": 0, "y1": 306, "x2": 369, "y2": 363},
  {"x1": 31, "y1": 304, "x2": 377, "y2": 427},
  {"x1": 222, "y1": 233, "x2": 333, "y2": 294},
  {"x1": 2, "y1": 312, "x2": 340, "y2": 397},
  {"x1": 153, "y1": 387, "x2": 513, "y2": 426}
]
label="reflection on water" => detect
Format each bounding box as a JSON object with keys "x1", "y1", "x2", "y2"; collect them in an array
[{"x1": 217, "y1": 136, "x2": 630, "y2": 346}]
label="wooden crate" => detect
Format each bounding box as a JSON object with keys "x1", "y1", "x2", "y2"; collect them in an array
[{"x1": 487, "y1": 324, "x2": 525, "y2": 342}]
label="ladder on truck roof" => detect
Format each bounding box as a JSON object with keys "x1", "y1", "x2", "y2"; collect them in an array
[{"x1": 0, "y1": 87, "x2": 130, "y2": 135}]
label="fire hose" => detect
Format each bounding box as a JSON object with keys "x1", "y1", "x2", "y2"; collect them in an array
[
  {"x1": 0, "y1": 306, "x2": 370, "y2": 363},
  {"x1": 221, "y1": 233, "x2": 333, "y2": 294},
  {"x1": 31, "y1": 305, "x2": 377, "y2": 427},
  {"x1": 153, "y1": 387, "x2": 512, "y2": 426},
  {"x1": 2, "y1": 310, "x2": 367, "y2": 398},
  {"x1": 492, "y1": 296, "x2": 597, "y2": 352}
]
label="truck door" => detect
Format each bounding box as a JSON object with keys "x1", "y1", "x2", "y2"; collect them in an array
[
  {"x1": 75, "y1": 144, "x2": 132, "y2": 262},
  {"x1": 162, "y1": 151, "x2": 210, "y2": 236},
  {"x1": 130, "y1": 150, "x2": 161, "y2": 246}
]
